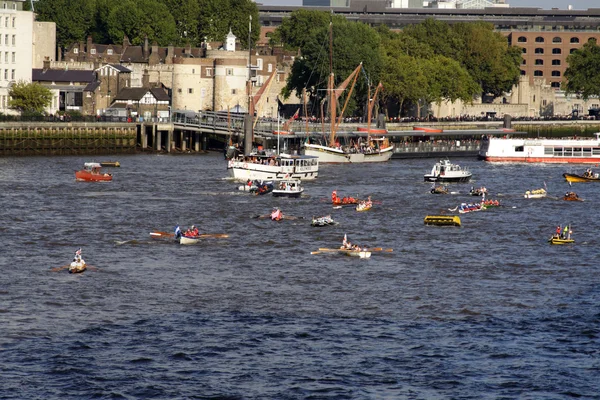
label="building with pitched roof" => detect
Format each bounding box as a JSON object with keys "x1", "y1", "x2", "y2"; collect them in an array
[{"x1": 59, "y1": 32, "x2": 288, "y2": 119}]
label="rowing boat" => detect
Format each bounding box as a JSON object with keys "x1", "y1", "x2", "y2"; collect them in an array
[
  {"x1": 346, "y1": 250, "x2": 371, "y2": 258},
  {"x1": 356, "y1": 202, "x2": 372, "y2": 212},
  {"x1": 311, "y1": 248, "x2": 372, "y2": 258}
]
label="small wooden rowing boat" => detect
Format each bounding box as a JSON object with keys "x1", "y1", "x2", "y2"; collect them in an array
[
  {"x1": 524, "y1": 188, "x2": 546, "y2": 199},
  {"x1": 424, "y1": 215, "x2": 461, "y2": 227},
  {"x1": 311, "y1": 248, "x2": 372, "y2": 258},
  {"x1": 563, "y1": 191, "x2": 583, "y2": 201},
  {"x1": 180, "y1": 236, "x2": 199, "y2": 245},
  {"x1": 346, "y1": 250, "x2": 371, "y2": 258},
  {"x1": 69, "y1": 261, "x2": 87, "y2": 273},
  {"x1": 356, "y1": 201, "x2": 372, "y2": 212},
  {"x1": 311, "y1": 215, "x2": 336, "y2": 227},
  {"x1": 430, "y1": 185, "x2": 448, "y2": 194}
]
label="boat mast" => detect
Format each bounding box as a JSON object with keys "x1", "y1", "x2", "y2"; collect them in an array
[
  {"x1": 367, "y1": 83, "x2": 372, "y2": 143},
  {"x1": 303, "y1": 88, "x2": 308, "y2": 135},
  {"x1": 243, "y1": 16, "x2": 253, "y2": 156},
  {"x1": 328, "y1": 21, "x2": 336, "y2": 148}
]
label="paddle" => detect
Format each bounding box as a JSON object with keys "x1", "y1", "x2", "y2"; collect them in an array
[
  {"x1": 50, "y1": 264, "x2": 97, "y2": 272},
  {"x1": 150, "y1": 231, "x2": 174, "y2": 237}
]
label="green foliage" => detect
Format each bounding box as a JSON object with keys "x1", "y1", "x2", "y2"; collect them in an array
[
  {"x1": 564, "y1": 39, "x2": 600, "y2": 100},
  {"x1": 402, "y1": 18, "x2": 460, "y2": 60},
  {"x1": 269, "y1": 10, "x2": 341, "y2": 50},
  {"x1": 197, "y1": 0, "x2": 259, "y2": 48},
  {"x1": 159, "y1": 0, "x2": 201, "y2": 45},
  {"x1": 34, "y1": 0, "x2": 97, "y2": 49},
  {"x1": 421, "y1": 56, "x2": 481, "y2": 104},
  {"x1": 452, "y1": 22, "x2": 520, "y2": 97},
  {"x1": 8, "y1": 81, "x2": 53, "y2": 114},
  {"x1": 106, "y1": 0, "x2": 178, "y2": 46}
]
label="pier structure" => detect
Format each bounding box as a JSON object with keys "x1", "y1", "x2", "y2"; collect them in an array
[{"x1": 2, "y1": 111, "x2": 599, "y2": 157}]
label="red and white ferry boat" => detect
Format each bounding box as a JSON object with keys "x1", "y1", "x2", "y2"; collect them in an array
[{"x1": 479, "y1": 132, "x2": 600, "y2": 163}]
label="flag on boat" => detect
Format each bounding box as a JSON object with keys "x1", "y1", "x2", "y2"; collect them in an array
[
  {"x1": 174, "y1": 225, "x2": 181, "y2": 237},
  {"x1": 292, "y1": 108, "x2": 300, "y2": 120},
  {"x1": 343, "y1": 234, "x2": 348, "y2": 247},
  {"x1": 75, "y1": 248, "x2": 82, "y2": 256}
]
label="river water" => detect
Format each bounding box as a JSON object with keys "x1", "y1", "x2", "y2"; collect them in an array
[{"x1": 1, "y1": 153, "x2": 599, "y2": 399}]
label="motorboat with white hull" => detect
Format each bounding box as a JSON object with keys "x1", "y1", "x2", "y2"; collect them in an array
[
  {"x1": 479, "y1": 132, "x2": 600, "y2": 163},
  {"x1": 227, "y1": 153, "x2": 319, "y2": 182},
  {"x1": 272, "y1": 179, "x2": 304, "y2": 198},
  {"x1": 424, "y1": 159, "x2": 472, "y2": 182}
]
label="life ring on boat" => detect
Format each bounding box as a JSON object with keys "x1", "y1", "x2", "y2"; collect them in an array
[{"x1": 243, "y1": 163, "x2": 248, "y2": 169}]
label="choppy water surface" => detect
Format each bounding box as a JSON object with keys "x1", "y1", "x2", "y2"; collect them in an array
[{"x1": 1, "y1": 154, "x2": 599, "y2": 399}]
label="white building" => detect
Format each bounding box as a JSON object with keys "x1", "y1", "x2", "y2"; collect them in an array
[{"x1": 0, "y1": 0, "x2": 54, "y2": 115}]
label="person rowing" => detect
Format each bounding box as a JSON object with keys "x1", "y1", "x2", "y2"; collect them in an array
[{"x1": 271, "y1": 207, "x2": 283, "y2": 221}]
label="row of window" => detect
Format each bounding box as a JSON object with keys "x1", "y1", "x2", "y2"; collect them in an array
[
  {"x1": 522, "y1": 47, "x2": 578, "y2": 55},
  {"x1": 0, "y1": 51, "x2": 15, "y2": 63},
  {"x1": 543, "y1": 147, "x2": 600, "y2": 156},
  {"x1": 520, "y1": 70, "x2": 563, "y2": 77},
  {"x1": 1, "y1": 3, "x2": 17, "y2": 10},
  {"x1": 73, "y1": 48, "x2": 114, "y2": 56},
  {"x1": 0, "y1": 15, "x2": 15, "y2": 28},
  {"x1": 522, "y1": 59, "x2": 562, "y2": 65},
  {"x1": 517, "y1": 36, "x2": 584, "y2": 44},
  {"x1": 1, "y1": 68, "x2": 15, "y2": 80}
]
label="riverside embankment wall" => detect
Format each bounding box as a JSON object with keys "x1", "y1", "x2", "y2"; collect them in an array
[{"x1": 0, "y1": 122, "x2": 137, "y2": 156}]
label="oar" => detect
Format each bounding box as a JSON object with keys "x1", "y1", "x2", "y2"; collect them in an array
[
  {"x1": 198, "y1": 233, "x2": 229, "y2": 239},
  {"x1": 50, "y1": 264, "x2": 70, "y2": 272},
  {"x1": 370, "y1": 248, "x2": 393, "y2": 252},
  {"x1": 150, "y1": 231, "x2": 174, "y2": 237},
  {"x1": 252, "y1": 214, "x2": 270, "y2": 219}
]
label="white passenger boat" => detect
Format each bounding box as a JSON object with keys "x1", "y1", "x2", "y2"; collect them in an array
[
  {"x1": 424, "y1": 159, "x2": 472, "y2": 182},
  {"x1": 272, "y1": 179, "x2": 304, "y2": 198},
  {"x1": 227, "y1": 153, "x2": 319, "y2": 182},
  {"x1": 479, "y1": 132, "x2": 600, "y2": 163}
]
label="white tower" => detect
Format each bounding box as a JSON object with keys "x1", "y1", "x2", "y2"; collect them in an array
[{"x1": 225, "y1": 29, "x2": 236, "y2": 52}]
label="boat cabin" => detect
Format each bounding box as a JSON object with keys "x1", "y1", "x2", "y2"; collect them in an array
[
  {"x1": 276, "y1": 180, "x2": 301, "y2": 192},
  {"x1": 83, "y1": 162, "x2": 103, "y2": 174}
]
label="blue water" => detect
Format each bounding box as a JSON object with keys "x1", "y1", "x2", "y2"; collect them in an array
[{"x1": 0, "y1": 154, "x2": 599, "y2": 399}]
